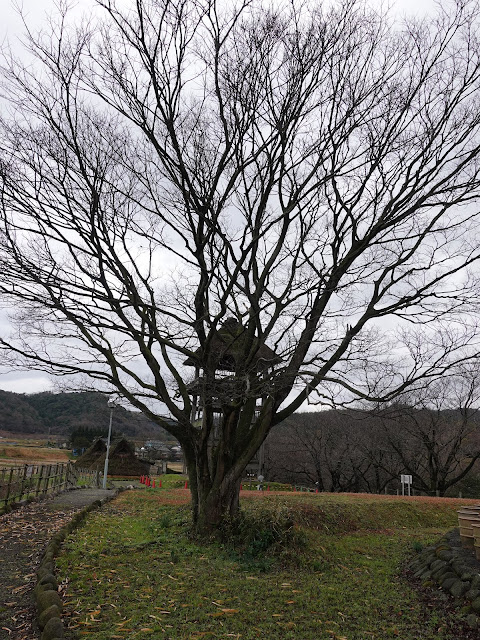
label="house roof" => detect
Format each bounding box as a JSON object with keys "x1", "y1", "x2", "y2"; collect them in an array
[{"x1": 75, "y1": 436, "x2": 151, "y2": 476}]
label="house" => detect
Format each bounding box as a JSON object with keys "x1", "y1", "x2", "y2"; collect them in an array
[{"x1": 75, "y1": 436, "x2": 151, "y2": 476}]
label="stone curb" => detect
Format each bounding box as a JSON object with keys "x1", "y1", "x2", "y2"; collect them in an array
[
  {"x1": 34, "y1": 489, "x2": 121, "y2": 640},
  {"x1": 408, "y1": 532, "x2": 480, "y2": 629}
]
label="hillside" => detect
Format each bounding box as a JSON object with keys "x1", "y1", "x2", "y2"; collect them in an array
[{"x1": 0, "y1": 390, "x2": 171, "y2": 441}]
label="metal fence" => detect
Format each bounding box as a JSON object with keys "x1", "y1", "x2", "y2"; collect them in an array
[{"x1": 0, "y1": 461, "x2": 99, "y2": 508}]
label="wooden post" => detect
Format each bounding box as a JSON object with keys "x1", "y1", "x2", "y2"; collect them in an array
[
  {"x1": 44, "y1": 464, "x2": 52, "y2": 496},
  {"x1": 65, "y1": 462, "x2": 71, "y2": 489},
  {"x1": 72, "y1": 463, "x2": 79, "y2": 487},
  {"x1": 19, "y1": 464, "x2": 28, "y2": 502},
  {"x1": 73, "y1": 463, "x2": 79, "y2": 487},
  {"x1": 36, "y1": 465, "x2": 44, "y2": 497},
  {"x1": 53, "y1": 463, "x2": 59, "y2": 491},
  {"x1": 4, "y1": 468, "x2": 14, "y2": 505},
  {"x1": 51, "y1": 464, "x2": 56, "y2": 491},
  {"x1": 67, "y1": 462, "x2": 72, "y2": 488}
]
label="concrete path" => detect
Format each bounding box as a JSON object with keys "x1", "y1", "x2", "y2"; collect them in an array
[
  {"x1": 49, "y1": 488, "x2": 115, "y2": 509},
  {"x1": 0, "y1": 489, "x2": 115, "y2": 640}
]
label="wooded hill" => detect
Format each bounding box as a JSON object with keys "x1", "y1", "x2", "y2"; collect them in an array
[{"x1": 0, "y1": 390, "x2": 170, "y2": 441}]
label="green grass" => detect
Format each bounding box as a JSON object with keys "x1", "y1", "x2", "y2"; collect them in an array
[
  {"x1": 157, "y1": 473, "x2": 188, "y2": 489},
  {"x1": 56, "y1": 490, "x2": 470, "y2": 639}
]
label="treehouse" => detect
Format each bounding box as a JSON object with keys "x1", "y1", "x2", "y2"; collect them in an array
[{"x1": 183, "y1": 318, "x2": 281, "y2": 477}]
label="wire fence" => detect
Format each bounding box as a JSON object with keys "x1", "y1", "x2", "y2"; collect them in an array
[{"x1": 0, "y1": 461, "x2": 100, "y2": 508}]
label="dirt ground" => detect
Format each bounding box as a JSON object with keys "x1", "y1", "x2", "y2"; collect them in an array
[{"x1": 0, "y1": 489, "x2": 115, "y2": 640}]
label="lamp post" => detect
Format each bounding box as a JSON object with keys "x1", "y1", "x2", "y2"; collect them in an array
[{"x1": 102, "y1": 397, "x2": 116, "y2": 489}]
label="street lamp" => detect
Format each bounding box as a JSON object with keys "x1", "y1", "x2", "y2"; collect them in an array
[{"x1": 102, "y1": 396, "x2": 117, "y2": 489}]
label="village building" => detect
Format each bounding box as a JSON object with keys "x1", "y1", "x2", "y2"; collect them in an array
[{"x1": 75, "y1": 436, "x2": 151, "y2": 477}]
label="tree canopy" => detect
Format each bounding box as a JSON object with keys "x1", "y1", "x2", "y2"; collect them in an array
[{"x1": 2, "y1": 0, "x2": 480, "y2": 529}]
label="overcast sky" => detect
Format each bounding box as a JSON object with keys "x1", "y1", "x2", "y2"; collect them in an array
[
  {"x1": 0, "y1": 0, "x2": 437, "y2": 395},
  {"x1": 1, "y1": 0, "x2": 437, "y2": 46}
]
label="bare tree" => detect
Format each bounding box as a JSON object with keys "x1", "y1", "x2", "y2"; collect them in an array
[
  {"x1": 2, "y1": 0, "x2": 480, "y2": 530},
  {"x1": 265, "y1": 411, "x2": 395, "y2": 493},
  {"x1": 265, "y1": 413, "x2": 328, "y2": 489},
  {"x1": 377, "y1": 367, "x2": 480, "y2": 496}
]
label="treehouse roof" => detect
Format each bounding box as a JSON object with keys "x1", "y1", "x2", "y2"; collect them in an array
[{"x1": 183, "y1": 318, "x2": 280, "y2": 372}]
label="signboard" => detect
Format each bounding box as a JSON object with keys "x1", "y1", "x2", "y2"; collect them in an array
[{"x1": 400, "y1": 474, "x2": 412, "y2": 496}]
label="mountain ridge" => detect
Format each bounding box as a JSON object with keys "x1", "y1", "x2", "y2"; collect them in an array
[{"x1": 0, "y1": 390, "x2": 169, "y2": 441}]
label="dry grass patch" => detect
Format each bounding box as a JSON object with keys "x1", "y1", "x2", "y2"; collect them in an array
[{"x1": 0, "y1": 445, "x2": 69, "y2": 464}]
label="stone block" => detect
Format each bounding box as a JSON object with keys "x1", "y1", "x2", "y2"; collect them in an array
[
  {"x1": 39, "y1": 605, "x2": 61, "y2": 630},
  {"x1": 38, "y1": 574, "x2": 58, "y2": 590},
  {"x1": 439, "y1": 571, "x2": 457, "y2": 585},
  {"x1": 441, "y1": 577, "x2": 458, "y2": 591},
  {"x1": 430, "y1": 559, "x2": 447, "y2": 572},
  {"x1": 451, "y1": 561, "x2": 468, "y2": 577},
  {"x1": 471, "y1": 575, "x2": 480, "y2": 590},
  {"x1": 450, "y1": 580, "x2": 470, "y2": 598},
  {"x1": 467, "y1": 613, "x2": 478, "y2": 628},
  {"x1": 41, "y1": 617, "x2": 64, "y2": 640},
  {"x1": 37, "y1": 590, "x2": 62, "y2": 613},
  {"x1": 472, "y1": 597, "x2": 480, "y2": 614},
  {"x1": 432, "y1": 566, "x2": 450, "y2": 582}
]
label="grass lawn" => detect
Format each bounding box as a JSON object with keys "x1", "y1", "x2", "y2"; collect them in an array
[{"x1": 56, "y1": 486, "x2": 476, "y2": 639}]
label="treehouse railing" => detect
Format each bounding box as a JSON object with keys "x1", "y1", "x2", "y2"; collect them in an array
[{"x1": 0, "y1": 462, "x2": 100, "y2": 508}]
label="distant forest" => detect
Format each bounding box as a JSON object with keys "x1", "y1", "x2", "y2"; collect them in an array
[
  {"x1": 265, "y1": 407, "x2": 480, "y2": 498},
  {"x1": 0, "y1": 390, "x2": 170, "y2": 441}
]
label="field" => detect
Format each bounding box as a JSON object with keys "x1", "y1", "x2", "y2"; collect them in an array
[
  {"x1": 55, "y1": 483, "x2": 476, "y2": 640},
  {"x1": 0, "y1": 444, "x2": 70, "y2": 467}
]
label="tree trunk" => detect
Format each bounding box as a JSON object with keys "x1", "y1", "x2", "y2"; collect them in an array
[
  {"x1": 192, "y1": 472, "x2": 242, "y2": 534},
  {"x1": 183, "y1": 442, "x2": 244, "y2": 534},
  {"x1": 196, "y1": 481, "x2": 241, "y2": 533},
  {"x1": 183, "y1": 404, "x2": 273, "y2": 534}
]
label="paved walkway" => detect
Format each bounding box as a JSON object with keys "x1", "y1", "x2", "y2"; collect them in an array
[{"x1": 0, "y1": 489, "x2": 115, "y2": 640}]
